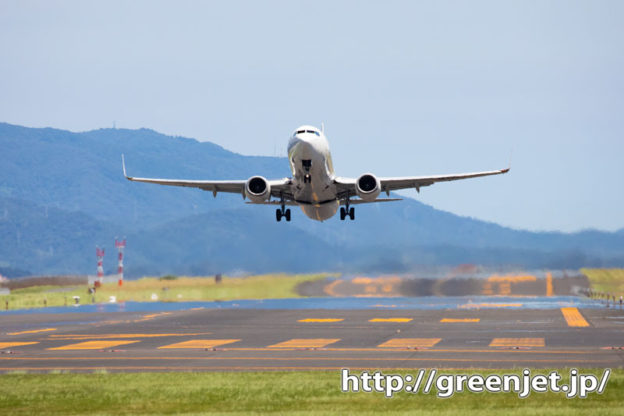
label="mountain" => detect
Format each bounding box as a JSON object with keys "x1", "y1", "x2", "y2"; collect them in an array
[
  {"x1": 1, "y1": 122, "x2": 623, "y2": 276},
  {"x1": 0, "y1": 196, "x2": 121, "y2": 274},
  {"x1": 0, "y1": 123, "x2": 289, "y2": 228}
]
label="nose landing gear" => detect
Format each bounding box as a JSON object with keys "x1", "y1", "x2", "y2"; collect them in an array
[{"x1": 302, "y1": 160, "x2": 312, "y2": 184}]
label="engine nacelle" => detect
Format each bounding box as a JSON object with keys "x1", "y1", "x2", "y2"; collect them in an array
[
  {"x1": 245, "y1": 176, "x2": 271, "y2": 202},
  {"x1": 355, "y1": 173, "x2": 381, "y2": 201}
]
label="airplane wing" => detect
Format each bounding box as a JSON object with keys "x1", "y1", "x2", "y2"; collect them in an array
[
  {"x1": 246, "y1": 198, "x2": 402, "y2": 206},
  {"x1": 334, "y1": 167, "x2": 509, "y2": 198},
  {"x1": 122, "y1": 155, "x2": 291, "y2": 198}
]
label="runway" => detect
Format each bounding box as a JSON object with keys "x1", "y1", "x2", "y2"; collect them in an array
[{"x1": 2, "y1": 297, "x2": 624, "y2": 371}]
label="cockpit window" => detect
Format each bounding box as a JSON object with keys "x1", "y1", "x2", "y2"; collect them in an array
[{"x1": 295, "y1": 129, "x2": 320, "y2": 136}]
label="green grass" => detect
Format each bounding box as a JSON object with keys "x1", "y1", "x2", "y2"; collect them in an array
[
  {"x1": 581, "y1": 268, "x2": 624, "y2": 296},
  {"x1": 0, "y1": 370, "x2": 622, "y2": 415},
  {"x1": 0, "y1": 273, "x2": 331, "y2": 310}
]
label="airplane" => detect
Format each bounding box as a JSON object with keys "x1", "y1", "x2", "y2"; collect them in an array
[{"x1": 122, "y1": 125, "x2": 509, "y2": 222}]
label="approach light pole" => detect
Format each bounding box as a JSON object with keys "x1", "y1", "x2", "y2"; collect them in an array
[
  {"x1": 115, "y1": 238, "x2": 126, "y2": 287},
  {"x1": 96, "y1": 246, "x2": 105, "y2": 288}
]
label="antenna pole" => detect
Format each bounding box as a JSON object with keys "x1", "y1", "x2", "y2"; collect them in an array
[{"x1": 115, "y1": 238, "x2": 126, "y2": 287}]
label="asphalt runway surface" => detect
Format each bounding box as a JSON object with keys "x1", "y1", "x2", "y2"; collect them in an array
[{"x1": 2, "y1": 273, "x2": 624, "y2": 372}]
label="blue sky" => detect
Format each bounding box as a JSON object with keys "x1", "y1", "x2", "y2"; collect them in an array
[{"x1": 1, "y1": 1, "x2": 623, "y2": 232}]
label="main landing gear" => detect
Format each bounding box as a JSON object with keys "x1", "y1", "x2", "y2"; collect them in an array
[
  {"x1": 340, "y1": 197, "x2": 355, "y2": 221},
  {"x1": 276, "y1": 196, "x2": 291, "y2": 222},
  {"x1": 276, "y1": 208, "x2": 291, "y2": 222}
]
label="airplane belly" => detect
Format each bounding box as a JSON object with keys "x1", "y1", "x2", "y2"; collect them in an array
[
  {"x1": 301, "y1": 201, "x2": 338, "y2": 221},
  {"x1": 289, "y1": 134, "x2": 339, "y2": 221}
]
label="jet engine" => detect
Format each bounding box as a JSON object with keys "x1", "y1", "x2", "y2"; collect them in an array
[
  {"x1": 245, "y1": 176, "x2": 271, "y2": 202},
  {"x1": 355, "y1": 173, "x2": 381, "y2": 201}
]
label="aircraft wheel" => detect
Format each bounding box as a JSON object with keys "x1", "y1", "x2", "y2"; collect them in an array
[
  {"x1": 340, "y1": 207, "x2": 346, "y2": 220},
  {"x1": 285, "y1": 209, "x2": 291, "y2": 222},
  {"x1": 349, "y1": 207, "x2": 355, "y2": 220},
  {"x1": 276, "y1": 209, "x2": 282, "y2": 222}
]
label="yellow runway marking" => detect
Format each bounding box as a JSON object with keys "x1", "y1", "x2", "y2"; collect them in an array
[
  {"x1": 546, "y1": 272, "x2": 553, "y2": 296},
  {"x1": 352, "y1": 277, "x2": 373, "y2": 284},
  {"x1": 49, "y1": 333, "x2": 211, "y2": 340},
  {"x1": 0, "y1": 347, "x2": 610, "y2": 357},
  {"x1": 0, "y1": 342, "x2": 39, "y2": 349},
  {"x1": 482, "y1": 281, "x2": 494, "y2": 295},
  {"x1": 378, "y1": 338, "x2": 442, "y2": 348},
  {"x1": 49, "y1": 340, "x2": 140, "y2": 350},
  {"x1": 489, "y1": 338, "x2": 545, "y2": 347},
  {"x1": 298, "y1": 319, "x2": 344, "y2": 323},
  {"x1": 159, "y1": 339, "x2": 240, "y2": 349},
  {"x1": 365, "y1": 285, "x2": 378, "y2": 293},
  {"x1": 561, "y1": 307, "x2": 590, "y2": 327},
  {"x1": 135, "y1": 312, "x2": 172, "y2": 322},
  {"x1": 487, "y1": 274, "x2": 537, "y2": 283},
  {"x1": 369, "y1": 318, "x2": 412, "y2": 323},
  {"x1": 268, "y1": 338, "x2": 340, "y2": 348},
  {"x1": 440, "y1": 318, "x2": 480, "y2": 323},
  {"x1": 323, "y1": 280, "x2": 342, "y2": 296},
  {"x1": 498, "y1": 282, "x2": 511, "y2": 295},
  {"x1": 7, "y1": 328, "x2": 57, "y2": 336}
]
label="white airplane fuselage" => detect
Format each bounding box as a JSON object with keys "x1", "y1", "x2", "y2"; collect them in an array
[{"x1": 287, "y1": 126, "x2": 339, "y2": 221}]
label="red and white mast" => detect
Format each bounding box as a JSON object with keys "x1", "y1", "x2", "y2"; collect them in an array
[
  {"x1": 96, "y1": 246, "x2": 105, "y2": 287},
  {"x1": 115, "y1": 238, "x2": 126, "y2": 287}
]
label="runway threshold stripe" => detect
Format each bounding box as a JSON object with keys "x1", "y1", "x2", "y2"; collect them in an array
[
  {"x1": 378, "y1": 338, "x2": 441, "y2": 348},
  {"x1": 369, "y1": 318, "x2": 412, "y2": 323},
  {"x1": 561, "y1": 307, "x2": 590, "y2": 327},
  {"x1": 268, "y1": 339, "x2": 340, "y2": 348},
  {"x1": 489, "y1": 338, "x2": 545, "y2": 347},
  {"x1": 49, "y1": 340, "x2": 140, "y2": 350},
  {"x1": 0, "y1": 342, "x2": 39, "y2": 349},
  {"x1": 298, "y1": 319, "x2": 344, "y2": 323},
  {"x1": 158, "y1": 339, "x2": 241, "y2": 349},
  {"x1": 7, "y1": 328, "x2": 57, "y2": 335},
  {"x1": 440, "y1": 318, "x2": 480, "y2": 323}
]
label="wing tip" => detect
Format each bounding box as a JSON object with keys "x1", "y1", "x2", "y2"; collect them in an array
[
  {"x1": 501, "y1": 167, "x2": 510, "y2": 174},
  {"x1": 121, "y1": 154, "x2": 132, "y2": 180}
]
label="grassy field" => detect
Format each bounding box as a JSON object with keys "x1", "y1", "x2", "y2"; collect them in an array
[
  {"x1": 581, "y1": 268, "x2": 624, "y2": 297},
  {"x1": 0, "y1": 370, "x2": 621, "y2": 415},
  {"x1": 0, "y1": 274, "x2": 330, "y2": 310}
]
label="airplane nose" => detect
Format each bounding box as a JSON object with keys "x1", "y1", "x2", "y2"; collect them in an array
[{"x1": 296, "y1": 137, "x2": 316, "y2": 155}]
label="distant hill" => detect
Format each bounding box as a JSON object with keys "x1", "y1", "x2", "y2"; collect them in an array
[
  {"x1": 0, "y1": 123, "x2": 288, "y2": 228},
  {"x1": 0, "y1": 196, "x2": 121, "y2": 274},
  {"x1": 1, "y1": 122, "x2": 623, "y2": 276}
]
